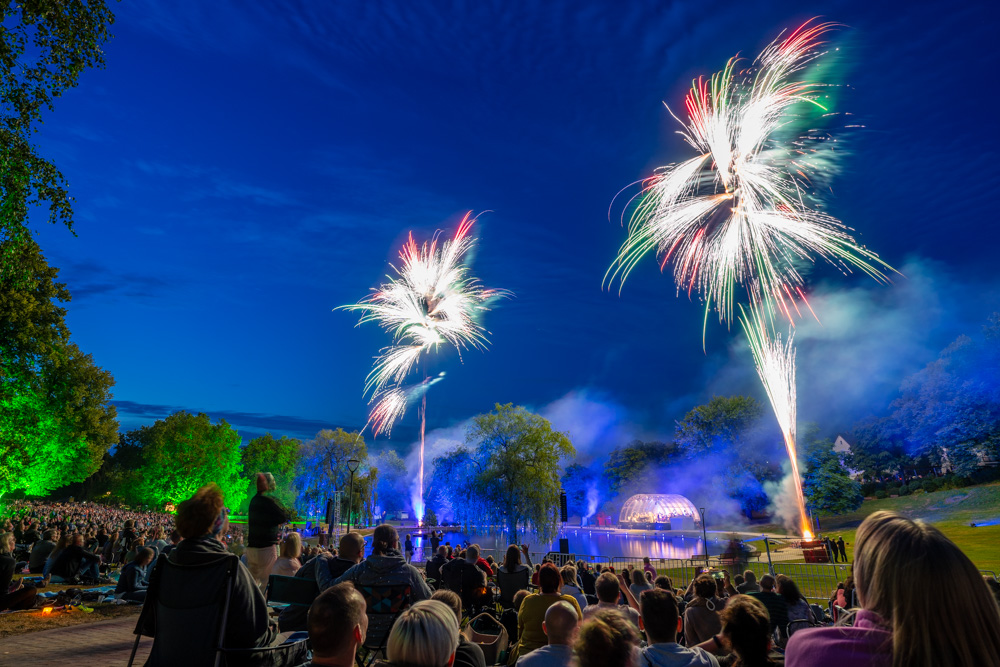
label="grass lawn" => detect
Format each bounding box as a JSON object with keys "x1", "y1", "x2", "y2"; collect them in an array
[{"x1": 744, "y1": 482, "x2": 1000, "y2": 570}]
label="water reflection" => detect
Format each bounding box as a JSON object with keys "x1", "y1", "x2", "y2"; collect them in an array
[{"x1": 387, "y1": 528, "x2": 727, "y2": 562}]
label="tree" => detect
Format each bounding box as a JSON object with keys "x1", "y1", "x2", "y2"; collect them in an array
[
  {"x1": 1, "y1": 238, "x2": 117, "y2": 498},
  {"x1": 801, "y1": 438, "x2": 863, "y2": 515},
  {"x1": 372, "y1": 449, "x2": 409, "y2": 514},
  {"x1": 465, "y1": 403, "x2": 575, "y2": 543},
  {"x1": 132, "y1": 412, "x2": 246, "y2": 509},
  {"x1": 603, "y1": 441, "x2": 683, "y2": 496},
  {"x1": 847, "y1": 417, "x2": 911, "y2": 482},
  {"x1": 1, "y1": 0, "x2": 115, "y2": 268},
  {"x1": 241, "y1": 433, "x2": 300, "y2": 511},
  {"x1": 425, "y1": 446, "x2": 481, "y2": 528},
  {"x1": 294, "y1": 428, "x2": 366, "y2": 518}
]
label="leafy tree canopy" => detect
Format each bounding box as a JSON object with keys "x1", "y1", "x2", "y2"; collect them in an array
[
  {"x1": 603, "y1": 440, "x2": 683, "y2": 496},
  {"x1": 801, "y1": 436, "x2": 863, "y2": 515},
  {"x1": 133, "y1": 411, "x2": 245, "y2": 509},
  {"x1": 294, "y1": 428, "x2": 366, "y2": 517},
  {"x1": 241, "y1": 433, "x2": 300, "y2": 511},
  {"x1": 1, "y1": 0, "x2": 115, "y2": 264}
]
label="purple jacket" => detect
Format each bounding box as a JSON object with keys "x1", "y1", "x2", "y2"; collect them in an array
[{"x1": 785, "y1": 610, "x2": 892, "y2": 667}]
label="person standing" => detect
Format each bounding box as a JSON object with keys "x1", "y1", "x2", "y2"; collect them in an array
[
  {"x1": 837, "y1": 537, "x2": 847, "y2": 563},
  {"x1": 405, "y1": 534, "x2": 414, "y2": 564},
  {"x1": 246, "y1": 472, "x2": 291, "y2": 587}
]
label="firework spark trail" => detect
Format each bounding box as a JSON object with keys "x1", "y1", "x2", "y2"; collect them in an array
[
  {"x1": 608, "y1": 20, "x2": 896, "y2": 538},
  {"x1": 606, "y1": 20, "x2": 893, "y2": 333},
  {"x1": 740, "y1": 304, "x2": 811, "y2": 538},
  {"x1": 339, "y1": 212, "x2": 508, "y2": 522}
]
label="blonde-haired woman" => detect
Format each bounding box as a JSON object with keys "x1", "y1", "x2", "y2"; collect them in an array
[
  {"x1": 786, "y1": 510, "x2": 1000, "y2": 667},
  {"x1": 272, "y1": 532, "x2": 302, "y2": 577},
  {"x1": 386, "y1": 599, "x2": 459, "y2": 667}
]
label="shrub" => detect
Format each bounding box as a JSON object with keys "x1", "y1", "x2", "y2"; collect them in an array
[
  {"x1": 897, "y1": 483, "x2": 911, "y2": 496},
  {"x1": 922, "y1": 479, "x2": 940, "y2": 493},
  {"x1": 874, "y1": 489, "x2": 888, "y2": 499}
]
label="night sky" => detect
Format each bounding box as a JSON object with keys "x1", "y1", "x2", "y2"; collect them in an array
[{"x1": 31, "y1": 0, "x2": 1000, "y2": 456}]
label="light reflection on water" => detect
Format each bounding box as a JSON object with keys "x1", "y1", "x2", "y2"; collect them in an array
[{"x1": 389, "y1": 527, "x2": 728, "y2": 562}]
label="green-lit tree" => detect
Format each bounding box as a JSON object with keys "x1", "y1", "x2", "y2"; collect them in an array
[
  {"x1": 1, "y1": 239, "x2": 118, "y2": 498},
  {"x1": 1, "y1": 0, "x2": 114, "y2": 269},
  {"x1": 241, "y1": 433, "x2": 300, "y2": 511},
  {"x1": 132, "y1": 412, "x2": 246, "y2": 509},
  {"x1": 465, "y1": 403, "x2": 575, "y2": 543}
]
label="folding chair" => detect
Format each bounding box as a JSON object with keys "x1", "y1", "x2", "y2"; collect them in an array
[
  {"x1": 356, "y1": 583, "x2": 411, "y2": 667},
  {"x1": 128, "y1": 552, "x2": 309, "y2": 667},
  {"x1": 266, "y1": 574, "x2": 319, "y2": 609}
]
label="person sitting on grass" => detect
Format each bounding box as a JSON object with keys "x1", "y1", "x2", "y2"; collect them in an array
[
  {"x1": 385, "y1": 599, "x2": 460, "y2": 667},
  {"x1": 786, "y1": 510, "x2": 1000, "y2": 667},
  {"x1": 432, "y1": 589, "x2": 487, "y2": 667},
  {"x1": 573, "y1": 608, "x2": 639, "y2": 667},
  {"x1": 49, "y1": 533, "x2": 102, "y2": 583},
  {"x1": 639, "y1": 588, "x2": 718, "y2": 667},
  {"x1": 1, "y1": 532, "x2": 36, "y2": 611},
  {"x1": 303, "y1": 582, "x2": 367, "y2": 667},
  {"x1": 516, "y1": 600, "x2": 580, "y2": 667},
  {"x1": 28, "y1": 529, "x2": 58, "y2": 574},
  {"x1": 116, "y1": 547, "x2": 154, "y2": 602}
]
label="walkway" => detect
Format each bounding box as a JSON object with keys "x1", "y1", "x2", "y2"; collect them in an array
[{"x1": 0, "y1": 616, "x2": 151, "y2": 666}]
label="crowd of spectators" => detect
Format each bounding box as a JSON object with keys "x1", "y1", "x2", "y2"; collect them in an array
[{"x1": 4, "y1": 480, "x2": 1000, "y2": 667}]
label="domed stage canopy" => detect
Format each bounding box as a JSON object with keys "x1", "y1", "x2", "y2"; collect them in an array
[{"x1": 618, "y1": 493, "x2": 702, "y2": 531}]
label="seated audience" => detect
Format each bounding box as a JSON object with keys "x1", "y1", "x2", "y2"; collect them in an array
[
  {"x1": 639, "y1": 588, "x2": 718, "y2": 667},
  {"x1": 426, "y1": 545, "x2": 449, "y2": 586},
  {"x1": 786, "y1": 510, "x2": 1000, "y2": 667},
  {"x1": 386, "y1": 599, "x2": 460, "y2": 667},
  {"x1": 574, "y1": 608, "x2": 639, "y2": 667},
  {"x1": 517, "y1": 600, "x2": 579, "y2": 667},
  {"x1": 304, "y1": 582, "x2": 367, "y2": 667},
  {"x1": 116, "y1": 547, "x2": 154, "y2": 602},
  {"x1": 629, "y1": 568, "x2": 653, "y2": 600},
  {"x1": 335, "y1": 524, "x2": 430, "y2": 601},
  {"x1": 777, "y1": 576, "x2": 815, "y2": 629},
  {"x1": 684, "y1": 575, "x2": 724, "y2": 646},
  {"x1": 28, "y1": 529, "x2": 58, "y2": 574},
  {"x1": 432, "y1": 589, "x2": 487, "y2": 667},
  {"x1": 1, "y1": 532, "x2": 36, "y2": 611},
  {"x1": 736, "y1": 571, "x2": 759, "y2": 594},
  {"x1": 716, "y1": 594, "x2": 779, "y2": 667},
  {"x1": 142, "y1": 483, "x2": 277, "y2": 649},
  {"x1": 746, "y1": 575, "x2": 787, "y2": 634},
  {"x1": 441, "y1": 543, "x2": 489, "y2": 609},
  {"x1": 497, "y1": 545, "x2": 532, "y2": 606},
  {"x1": 578, "y1": 561, "x2": 596, "y2": 596},
  {"x1": 560, "y1": 565, "x2": 588, "y2": 610},
  {"x1": 49, "y1": 533, "x2": 102, "y2": 583},
  {"x1": 278, "y1": 532, "x2": 364, "y2": 632},
  {"x1": 273, "y1": 531, "x2": 303, "y2": 577},
  {"x1": 515, "y1": 563, "x2": 584, "y2": 660},
  {"x1": 584, "y1": 572, "x2": 640, "y2": 628}
]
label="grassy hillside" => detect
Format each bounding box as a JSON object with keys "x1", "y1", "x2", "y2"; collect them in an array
[{"x1": 750, "y1": 482, "x2": 1000, "y2": 569}]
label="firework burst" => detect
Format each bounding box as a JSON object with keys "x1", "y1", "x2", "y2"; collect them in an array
[
  {"x1": 339, "y1": 212, "x2": 508, "y2": 521},
  {"x1": 606, "y1": 20, "x2": 892, "y2": 331}
]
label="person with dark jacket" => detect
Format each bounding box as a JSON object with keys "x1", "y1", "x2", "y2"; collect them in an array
[
  {"x1": 578, "y1": 561, "x2": 597, "y2": 596},
  {"x1": 278, "y1": 532, "x2": 365, "y2": 632},
  {"x1": 426, "y1": 546, "x2": 449, "y2": 587},
  {"x1": 22, "y1": 522, "x2": 41, "y2": 546},
  {"x1": 246, "y1": 472, "x2": 291, "y2": 587},
  {"x1": 49, "y1": 533, "x2": 101, "y2": 583},
  {"x1": 28, "y1": 530, "x2": 58, "y2": 574},
  {"x1": 116, "y1": 547, "x2": 154, "y2": 602},
  {"x1": 432, "y1": 589, "x2": 487, "y2": 667},
  {"x1": 1, "y1": 532, "x2": 36, "y2": 611},
  {"x1": 747, "y1": 574, "x2": 789, "y2": 634},
  {"x1": 334, "y1": 524, "x2": 432, "y2": 645},
  {"x1": 142, "y1": 484, "x2": 277, "y2": 650}
]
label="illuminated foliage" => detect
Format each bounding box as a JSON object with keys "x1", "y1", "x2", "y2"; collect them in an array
[
  {"x1": 1, "y1": 239, "x2": 117, "y2": 497},
  {"x1": 294, "y1": 428, "x2": 367, "y2": 517},
  {"x1": 241, "y1": 433, "x2": 300, "y2": 511},
  {"x1": 133, "y1": 411, "x2": 246, "y2": 509}
]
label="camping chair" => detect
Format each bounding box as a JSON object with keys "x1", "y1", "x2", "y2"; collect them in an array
[
  {"x1": 495, "y1": 568, "x2": 530, "y2": 609},
  {"x1": 266, "y1": 574, "x2": 319, "y2": 610},
  {"x1": 356, "y1": 582, "x2": 412, "y2": 667},
  {"x1": 128, "y1": 552, "x2": 309, "y2": 667}
]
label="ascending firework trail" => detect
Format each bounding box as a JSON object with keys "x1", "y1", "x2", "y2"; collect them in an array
[
  {"x1": 606, "y1": 20, "x2": 895, "y2": 537},
  {"x1": 339, "y1": 212, "x2": 508, "y2": 524}
]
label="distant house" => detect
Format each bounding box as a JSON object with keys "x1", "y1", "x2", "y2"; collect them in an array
[{"x1": 833, "y1": 436, "x2": 862, "y2": 479}]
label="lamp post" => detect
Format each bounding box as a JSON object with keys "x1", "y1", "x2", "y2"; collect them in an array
[
  {"x1": 699, "y1": 507, "x2": 708, "y2": 567},
  {"x1": 347, "y1": 458, "x2": 360, "y2": 534}
]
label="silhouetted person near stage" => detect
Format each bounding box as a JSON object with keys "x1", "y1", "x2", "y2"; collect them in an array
[{"x1": 246, "y1": 472, "x2": 290, "y2": 587}]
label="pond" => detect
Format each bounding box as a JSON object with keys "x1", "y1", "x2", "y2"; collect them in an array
[{"x1": 380, "y1": 527, "x2": 734, "y2": 562}]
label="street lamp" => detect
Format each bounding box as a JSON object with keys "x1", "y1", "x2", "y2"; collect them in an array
[
  {"x1": 347, "y1": 458, "x2": 360, "y2": 533},
  {"x1": 699, "y1": 507, "x2": 708, "y2": 567}
]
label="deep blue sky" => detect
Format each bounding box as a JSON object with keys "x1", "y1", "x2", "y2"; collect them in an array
[{"x1": 31, "y1": 0, "x2": 1000, "y2": 453}]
